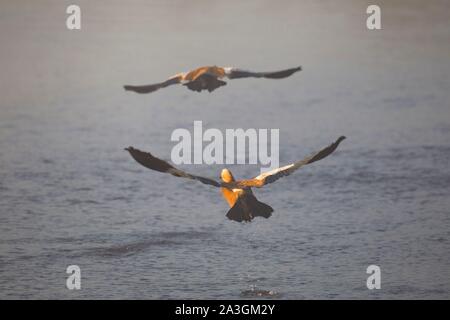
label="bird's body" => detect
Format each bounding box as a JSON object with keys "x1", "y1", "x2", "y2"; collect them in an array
[
  {"x1": 182, "y1": 66, "x2": 227, "y2": 81},
  {"x1": 219, "y1": 168, "x2": 271, "y2": 222},
  {"x1": 220, "y1": 168, "x2": 240, "y2": 207},
  {"x1": 123, "y1": 65, "x2": 301, "y2": 94},
  {"x1": 125, "y1": 136, "x2": 345, "y2": 222}
]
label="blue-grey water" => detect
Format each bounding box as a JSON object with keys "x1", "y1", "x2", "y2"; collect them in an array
[{"x1": 0, "y1": 0, "x2": 449, "y2": 299}]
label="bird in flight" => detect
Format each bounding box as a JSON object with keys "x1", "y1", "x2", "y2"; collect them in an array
[
  {"x1": 125, "y1": 136, "x2": 345, "y2": 222},
  {"x1": 123, "y1": 65, "x2": 301, "y2": 94}
]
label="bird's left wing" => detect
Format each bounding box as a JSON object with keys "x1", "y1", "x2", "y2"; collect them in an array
[
  {"x1": 234, "y1": 136, "x2": 346, "y2": 188},
  {"x1": 226, "y1": 66, "x2": 302, "y2": 79},
  {"x1": 123, "y1": 75, "x2": 182, "y2": 94},
  {"x1": 125, "y1": 147, "x2": 222, "y2": 187}
]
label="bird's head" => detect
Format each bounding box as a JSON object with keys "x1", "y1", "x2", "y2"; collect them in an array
[{"x1": 220, "y1": 169, "x2": 235, "y2": 183}]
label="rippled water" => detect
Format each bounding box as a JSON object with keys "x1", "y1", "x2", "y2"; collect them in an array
[{"x1": 0, "y1": 0, "x2": 449, "y2": 299}]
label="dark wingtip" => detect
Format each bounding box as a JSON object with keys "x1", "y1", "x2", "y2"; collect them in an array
[
  {"x1": 337, "y1": 136, "x2": 346, "y2": 143},
  {"x1": 124, "y1": 146, "x2": 133, "y2": 152}
]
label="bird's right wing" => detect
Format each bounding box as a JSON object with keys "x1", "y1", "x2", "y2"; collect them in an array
[
  {"x1": 226, "y1": 66, "x2": 302, "y2": 79},
  {"x1": 234, "y1": 136, "x2": 346, "y2": 188},
  {"x1": 123, "y1": 75, "x2": 182, "y2": 94},
  {"x1": 125, "y1": 147, "x2": 222, "y2": 187}
]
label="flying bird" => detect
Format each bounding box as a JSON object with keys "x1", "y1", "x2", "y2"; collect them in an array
[
  {"x1": 123, "y1": 65, "x2": 302, "y2": 94},
  {"x1": 125, "y1": 136, "x2": 345, "y2": 222}
]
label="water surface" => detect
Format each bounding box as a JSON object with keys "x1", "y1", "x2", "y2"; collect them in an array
[{"x1": 0, "y1": 0, "x2": 449, "y2": 299}]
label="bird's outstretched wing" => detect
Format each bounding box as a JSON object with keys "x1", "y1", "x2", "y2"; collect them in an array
[
  {"x1": 125, "y1": 147, "x2": 221, "y2": 187},
  {"x1": 234, "y1": 136, "x2": 346, "y2": 188},
  {"x1": 123, "y1": 75, "x2": 182, "y2": 94},
  {"x1": 226, "y1": 66, "x2": 302, "y2": 79}
]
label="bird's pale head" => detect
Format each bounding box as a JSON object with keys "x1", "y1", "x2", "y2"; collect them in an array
[{"x1": 220, "y1": 169, "x2": 235, "y2": 183}]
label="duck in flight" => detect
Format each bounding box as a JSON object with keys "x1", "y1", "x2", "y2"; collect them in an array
[
  {"x1": 123, "y1": 65, "x2": 301, "y2": 94},
  {"x1": 125, "y1": 136, "x2": 345, "y2": 222}
]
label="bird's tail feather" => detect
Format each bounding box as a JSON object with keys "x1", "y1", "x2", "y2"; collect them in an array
[
  {"x1": 226, "y1": 193, "x2": 273, "y2": 222},
  {"x1": 183, "y1": 77, "x2": 226, "y2": 92}
]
